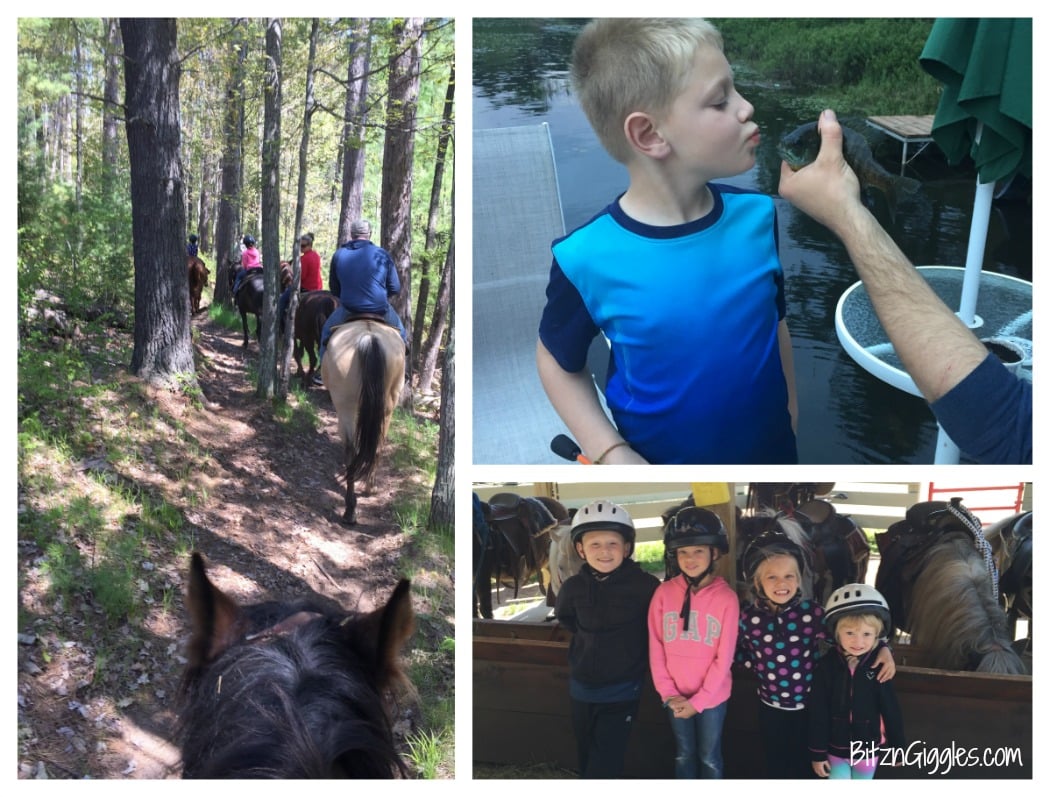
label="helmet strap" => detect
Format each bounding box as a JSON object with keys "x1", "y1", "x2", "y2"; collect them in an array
[{"x1": 678, "y1": 564, "x2": 715, "y2": 631}]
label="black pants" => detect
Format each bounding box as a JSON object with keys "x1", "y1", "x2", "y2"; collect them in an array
[
  {"x1": 759, "y1": 702, "x2": 815, "y2": 779},
  {"x1": 571, "y1": 697, "x2": 639, "y2": 779}
]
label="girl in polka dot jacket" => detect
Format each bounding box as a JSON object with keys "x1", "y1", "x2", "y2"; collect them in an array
[{"x1": 735, "y1": 527, "x2": 895, "y2": 778}]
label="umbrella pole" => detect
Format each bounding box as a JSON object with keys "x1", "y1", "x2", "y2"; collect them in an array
[
  {"x1": 958, "y1": 180, "x2": 994, "y2": 328},
  {"x1": 934, "y1": 424, "x2": 961, "y2": 464},
  {"x1": 957, "y1": 122, "x2": 992, "y2": 329}
]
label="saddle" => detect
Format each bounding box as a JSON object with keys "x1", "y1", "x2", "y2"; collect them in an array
[
  {"x1": 875, "y1": 500, "x2": 982, "y2": 635},
  {"x1": 796, "y1": 499, "x2": 870, "y2": 563},
  {"x1": 482, "y1": 493, "x2": 557, "y2": 599},
  {"x1": 331, "y1": 312, "x2": 395, "y2": 332}
]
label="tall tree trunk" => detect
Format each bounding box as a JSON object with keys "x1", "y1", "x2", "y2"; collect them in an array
[
  {"x1": 258, "y1": 18, "x2": 282, "y2": 399},
  {"x1": 429, "y1": 323, "x2": 454, "y2": 531},
  {"x1": 278, "y1": 18, "x2": 319, "y2": 398},
  {"x1": 121, "y1": 18, "x2": 195, "y2": 386},
  {"x1": 73, "y1": 23, "x2": 84, "y2": 213},
  {"x1": 102, "y1": 19, "x2": 122, "y2": 170},
  {"x1": 213, "y1": 18, "x2": 247, "y2": 306},
  {"x1": 412, "y1": 61, "x2": 454, "y2": 367},
  {"x1": 381, "y1": 16, "x2": 423, "y2": 391},
  {"x1": 418, "y1": 198, "x2": 452, "y2": 394},
  {"x1": 337, "y1": 18, "x2": 371, "y2": 245}
]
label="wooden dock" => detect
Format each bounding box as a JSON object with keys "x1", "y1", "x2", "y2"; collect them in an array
[{"x1": 867, "y1": 114, "x2": 936, "y2": 174}]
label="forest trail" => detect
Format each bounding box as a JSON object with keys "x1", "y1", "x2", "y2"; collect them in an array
[{"x1": 18, "y1": 315, "x2": 416, "y2": 779}]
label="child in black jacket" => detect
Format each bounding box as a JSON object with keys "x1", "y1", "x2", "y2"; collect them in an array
[
  {"x1": 809, "y1": 584, "x2": 906, "y2": 779},
  {"x1": 555, "y1": 499, "x2": 660, "y2": 778}
]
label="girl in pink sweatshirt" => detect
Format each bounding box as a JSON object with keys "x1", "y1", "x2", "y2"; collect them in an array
[{"x1": 648, "y1": 507, "x2": 739, "y2": 778}]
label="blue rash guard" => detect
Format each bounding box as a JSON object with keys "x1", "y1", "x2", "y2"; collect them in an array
[{"x1": 539, "y1": 184, "x2": 797, "y2": 464}]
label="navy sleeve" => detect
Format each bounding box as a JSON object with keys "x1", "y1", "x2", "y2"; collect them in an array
[
  {"x1": 383, "y1": 250, "x2": 401, "y2": 296},
  {"x1": 930, "y1": 353, "x2": 1032, "y2": 464},
  {"x1": 328, "y1": 254, "x2": 340, "y2": 295},
  {"x1": 537, "y1": 259, "x2": 599, "y2": 373}
]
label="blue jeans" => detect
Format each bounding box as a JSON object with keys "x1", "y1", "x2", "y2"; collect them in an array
[
  {"x1": 317, "y1": 304, "x2": 408, "y2": 364},
  {"x1": 668, "y1": 699, "x2": 727, "y2": 778}
]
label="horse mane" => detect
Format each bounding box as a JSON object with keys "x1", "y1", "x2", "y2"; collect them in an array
[
  {"x1": 906, "y1": 534, "x2": 1026, "y2": 675},
  {"x1": 178, "y1": 619, "x2": 409, "y2": 778}
]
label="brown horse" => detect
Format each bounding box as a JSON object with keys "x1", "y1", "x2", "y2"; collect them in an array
[
  {"x1": 187, "y1": 255, "x2": 209, "y2": 314},
  {"x1": 293, "y1": 290, "x2": 339, "y2": 385},
  {"x1": 875, "y1": 499, "x2": 1027, "y2": 674},
  {"x1": 321, "y1": 319, "x2": 405, "y2": 525},
  {"x1": 228, "y1": 262, "x2": 294, "y2": 347}
]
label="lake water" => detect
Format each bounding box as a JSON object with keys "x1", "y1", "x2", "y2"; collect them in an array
[{"x1": 472, "y1": 19, "x2": 1032, "y2": 464}]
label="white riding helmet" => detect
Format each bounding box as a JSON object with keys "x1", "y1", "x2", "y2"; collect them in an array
[
  {"x1": 570, "y1": 500, "x2": 636, "y2": 549},
  {"x1": 824, "y1": 583, "x2": 891, "y2": 635}
]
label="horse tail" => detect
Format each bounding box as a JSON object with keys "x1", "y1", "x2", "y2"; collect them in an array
[{"x1": 348, "y1": 331, "x2": 387, "y2": 484}]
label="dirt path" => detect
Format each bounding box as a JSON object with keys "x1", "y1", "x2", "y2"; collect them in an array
[{"x1": 18, "y1": 317, "x2": 419, "y2": 779}]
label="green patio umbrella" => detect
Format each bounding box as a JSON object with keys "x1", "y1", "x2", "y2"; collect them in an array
[
  {"x1": 918, "y1": 18, "x2": 1032, "y2": 462},
  {"x1": 920, "y1": 18, "x2": 1032, "y2": 185}
]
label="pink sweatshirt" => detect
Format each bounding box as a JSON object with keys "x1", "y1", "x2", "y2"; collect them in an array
[{"x1": 648, "y1": 575, "x2": 740, "y2": 712}]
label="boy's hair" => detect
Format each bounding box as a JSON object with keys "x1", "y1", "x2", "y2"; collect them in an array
[
  {"x1": 835, "y1": 612, "x2": 885, "y2": 637},
  {"x1": 571, "y1": 18, "x2": 724, "y2": 164}
]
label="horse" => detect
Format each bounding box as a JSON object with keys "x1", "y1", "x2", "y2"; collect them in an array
[
  {"x1": 228, "y1": 262, "x2": 293, "y2": 347},
  {"x1": 984, "y1": 511, "x2": 1032, "y2": 654},
  {"x1": 292, "y1": 290, "x2": 339, "y2": 385},
  {"x1": 545, "y1": 503, "x2": 580, "y2": 609},
  {"x1": 875, "y1": 499, "x2": 1027, "y2": 675},
  {"x1": 473, "y1": 492, "x2": 560, "y2": 619},
  {"x1": 177, "y1": 552, "x2": 416, "y2": 778},
  {"x1": 187, "y1": 255, "x2": 209, "y2": 315},
  {"x1": 661, "y1": 484, "x2": 869, "y2": 606},
  {"x1": 320, "y1": 318, "x2": 405, "y2": 525}
]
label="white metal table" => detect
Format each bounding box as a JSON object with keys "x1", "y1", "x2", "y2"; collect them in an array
[{"x1": 835, "y1": 266, "x2": 1032, "y2": 462}]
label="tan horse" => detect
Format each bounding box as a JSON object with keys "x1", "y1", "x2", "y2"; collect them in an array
[{"x1": 321, "y1": 319, "x2": 405, "y2": 525}]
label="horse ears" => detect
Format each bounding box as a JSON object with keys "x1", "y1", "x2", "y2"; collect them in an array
[
  {"x1": 185, "y1": 553, "x2": 244, "y2": 671},
  {"x1": 346, "y1": 579, "x2": 415, "y2": 690}
]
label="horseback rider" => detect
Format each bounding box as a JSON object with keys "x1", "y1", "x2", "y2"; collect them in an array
[
  {"x1": 279, "y1": 232, "x2": 324, "y2": 335},
  {"x1": 232, "y1": 234, "x2": 262, "y2": 297},
  {"x1": 314, "y1": 220, "x2": 408, "y2": 386},
  {"x1": 186, "y1": 234, "x2": 199, "y2": 258}
]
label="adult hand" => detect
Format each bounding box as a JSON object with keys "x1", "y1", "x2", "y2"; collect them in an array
[
  {"x1": 813, "y1": 760, "x2": 830, "y2": 778},
  {"x1": 778, "y1": 109, "x2": 865, "y2": 238}
]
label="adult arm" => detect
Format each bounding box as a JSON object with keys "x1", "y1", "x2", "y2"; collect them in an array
[
  {"x1": 536, "y1": 339, "x2": 648, "y2": 465},
  {"x1": 778, "y1": 110, "x2": 987, "y2": 403}
]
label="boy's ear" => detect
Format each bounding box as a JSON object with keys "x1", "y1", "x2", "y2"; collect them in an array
[{"x1": 624, "y1": 111, "x2": 670, "y2": 159}]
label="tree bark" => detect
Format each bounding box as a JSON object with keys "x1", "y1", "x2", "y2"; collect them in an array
[
  {"x1": 381, "y1": 16, "x2": 423, "y2": 390},
  {"x1": 121, "y1": 18, "x2": 195, "y2": 386},
  {"x1": 257, "y1": 18, "x2": 283, "y2": 399},
  {"x1": 418, "y1": 203, "x2": 452, "y2": 394},
  {"x1": 213, "y1": 18, "x2": 247, "y2": 306},
  {"x1": 429, "y1": 323, "x2": 454, "y2": 531},
  {"x1": 102, "y1": 19, "x2": 122, "y2": 170},
  {"x1": 337, "y1": 18, "x2": 371, "y2": 246},
  {"x1": 278, "y1": 18, "x2": 319, "y2": 398},
  {"x1": 412, "y1": 60, "x2": 454, "y2": 366}
]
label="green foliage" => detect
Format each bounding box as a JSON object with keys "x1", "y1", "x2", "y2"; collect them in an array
[
  {"x1": 714, "y1": 18, "x2": 940, "y2": 115},
  {"x1": 405, "y1": 728, "x2": 453, "y2": 779}
]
